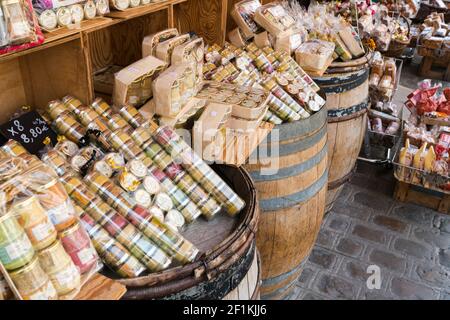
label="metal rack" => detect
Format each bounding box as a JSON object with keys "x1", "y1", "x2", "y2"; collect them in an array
[{"x1": 358, "y1": 57, "x2": 404, "y2": 166}]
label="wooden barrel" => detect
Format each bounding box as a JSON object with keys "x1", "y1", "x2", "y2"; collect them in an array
[
  {"x1": 245, "y1": 106, "x2": 328, "y2": 300},
  {"x1": 313, "y1": 54, "x2": 370, "y2": 213},
  {"x1": 116, "y1": 165, "x2": 260, "y2": 300}
]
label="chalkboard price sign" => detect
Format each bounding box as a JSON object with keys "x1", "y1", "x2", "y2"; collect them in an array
[{"x1": 0, "y1": 111, "x2": 58, "y2": 155}]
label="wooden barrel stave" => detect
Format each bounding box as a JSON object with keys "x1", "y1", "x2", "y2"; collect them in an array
[
  {"x1": 246, "y1": 107, "x2": 328, "y2": 299},
  {"x1": 314, "y1": 66, "x2": 369, "y2": 213},
  {"x1": 223, "y1": 250, "x2": 261, "y2": 300}
]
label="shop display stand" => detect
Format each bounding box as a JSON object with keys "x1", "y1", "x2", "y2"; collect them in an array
[
  {"x1": 392, "y1": 128, "x2": 450, "y2": 214},
  {"x1": 358, "y1": 57, "x2": 404, "y2": 166},
  {"x1": 394, "y1": 181, "x2": 450, "y2": 214},
  {"x1": 418, "y1": 55, "x2": 450, "y2": 82},
  {"x1": 0, "y1": 0, "x2": 272, "y2": 166}
]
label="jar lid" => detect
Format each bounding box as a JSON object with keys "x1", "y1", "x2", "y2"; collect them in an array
[{"x1": 155, "y1": 193, "x2": 173, "y2": 212}]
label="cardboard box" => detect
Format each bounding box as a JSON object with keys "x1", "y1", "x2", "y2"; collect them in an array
[
  {"x1": 152, "y1": 63, "x2": 197, "y2": 117},
  {"x1": 142, "y1": 28, "x2": 179, "y2": 58},
  {"x1": 113, "y1": 55, "x2": 167, "y2": 107},
  {"x1": 254, "y1": 2, "x2": 296, "y2": 37},
  {"x1": 155, "y1": 34, "x2": 190, "y2": 63},
  {"x1": 230, "y1": 0, "x2": 262, "y2": 39},
  {"x1": 171, "y1": 37, "x2": 205, "y2": 86}
]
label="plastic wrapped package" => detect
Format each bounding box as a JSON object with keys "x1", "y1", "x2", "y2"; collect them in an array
[
  {"x1": 254, "y1": 3, "x2": 296, "y2": 36},
  {"x1": 142, "y1": 140, "x2": 222, "y2": 220},
  {"x1": 62, "y1": 172, "x2": 199, "y2": 264},
  {"x1": 230, "y1": 0, "x2": 263, "y2": 39},
  {"x1": 295, "y1": 39, "x2": 335, "y2": 73},
  {"x1": 79, "y1": 213, "x2": 146, "y2": 278},
  {"x1": 152, "y1": 126, "x2": 246, "y2": 217},
  {"x1": 37, "y1": 240, "x2": 81, "y2": 295},
  {"x1": 0, "y1": 6, "x2": 9, "y2": 47},
  {"x1": 0, "y1": 0, "x2": 44, "y2": 55},
  {"x1": 0, "y1": 154, "x2": 100, "y2": 300}
]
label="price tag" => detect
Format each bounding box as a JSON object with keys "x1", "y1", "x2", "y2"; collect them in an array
[{"x1": 0, "y1": 111, "x2": 58, "y2": 155}]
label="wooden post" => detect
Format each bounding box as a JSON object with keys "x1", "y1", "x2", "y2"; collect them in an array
[{"x1": 394, "y1": 181, "x2": 409, "y2": 202}]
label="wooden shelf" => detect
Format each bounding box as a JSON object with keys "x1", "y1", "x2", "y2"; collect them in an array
[
  {"x1": 0, "y1": 17, "x2": 113, "y2": 63},
  {"x1": 106, "y1": 0, "x2": 187, "y2": 19},
  {"x1": 45, "y1": 17, "x2": 114, "y2": 42}
]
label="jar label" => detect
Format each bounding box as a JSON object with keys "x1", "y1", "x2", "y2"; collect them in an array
[
  {"x1": 47, "y1": 200, "x2": 74, "y2": 225},
  {"x1": 31, "y1": 221, "x2": 55, "y2": 242},
  {"x1": 28, "y1": 282, "x2": 57, "y2": 300},
  {"x1": 55, "y1": 263, "x2": 79, "y2": 286},
  {"x1": 0, "y1": 233, "x2": 33, "y2": 263},
  {"x1": 77, "y1": 247, "x2": 96, "y2": 265}
]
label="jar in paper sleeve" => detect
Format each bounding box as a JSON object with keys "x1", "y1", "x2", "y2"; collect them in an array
[
  {"x1": 62, "y1": 95, "x2": 84, "y2": 115},
  {"x1": 36, "y1": 179, "x2": 77, "y2": 231},
  {"x1": 13, "y1": 196, "x2": 57, "y2": 250},
  {"x1": 143, "y1": 140, "x2": 221, "y2": 219},
  {"x1": 153, "y1": 125, "x2": 246, "y2": 216},
  {"x1": 1, "y1": 140, "x2": 28, "y2": 157},
  {"x1": 82, "y1": 172, "x2": 199, "y2": 264},
  {"x1": 59, "y1": 221, "x2": 99, "y2": 274},
  {"x1": 91, "y1": 97, "x2": 114, "y2": 119},
  {"x1": 80, "y1": 213, "x2": 146, "y2": 278},
  {"x1": 9, "y1": 257, "x2": 58, "y2": 300},
  {"x1": 38, "y1": 240, "x2": 81, "y2": 295},
  {"x1": 0, "y1": 213, "x2": 35, "y2": 271}
]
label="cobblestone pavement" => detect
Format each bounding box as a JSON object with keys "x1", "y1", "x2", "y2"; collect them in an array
[{"x1": 291, "y1": 161, "x2": 450, "y2": 300}]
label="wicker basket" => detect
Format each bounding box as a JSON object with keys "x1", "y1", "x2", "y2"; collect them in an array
[{"x1": 382, "y1": 15, "x2": 411, "y2": 58}]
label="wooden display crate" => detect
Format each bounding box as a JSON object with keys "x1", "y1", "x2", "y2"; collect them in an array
[{"x1": 394, "y1": 181, "x2": 450, "y2": 214}]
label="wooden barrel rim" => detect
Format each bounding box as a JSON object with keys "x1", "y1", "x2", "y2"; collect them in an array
[
  {"x1": 329, "y1": 51, "x2": 373, "y2": 68},
  {"x1": 262, "y1": 106, "x2": 327, "y2": 144},
  {"x1": 327, "y1": 100, "x2": 369, "y2": 123},
  {"x1": 328, "y1": 165, "x2": 357, "y2": 190},
  {"x1": 313, "y1": 69, "x2": 369, "y2": 94},
  {"x1": 117, "y1": 166, "x2": 259, "y2": 299},
  {"x1": 123, "y1": 242, "x2": 257, "y2": 300}
]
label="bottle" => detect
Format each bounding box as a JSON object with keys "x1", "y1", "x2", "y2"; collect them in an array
[{"x1": 0, "y1": 6, "x2": 9, "y2": 47}]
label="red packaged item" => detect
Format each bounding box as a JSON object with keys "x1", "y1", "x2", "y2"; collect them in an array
[
  {"x1": 0, "y1": 0, "x2": 44, "y2": 56},
  {"x1": 435, "y1": 132, "x2": 450, "y2": 159},
  {"x1": 416, "y1": 93, "x2": 438, "y2": 115},
  {"x1": 437, "y1": 101, "x2": 450, "y2": 115},
  {"x1": 59, "y1": 222, "x2": 99, "y2": 274},
  {"x1": 444, "y1": 88, "x2": 450, "y2": 101}
]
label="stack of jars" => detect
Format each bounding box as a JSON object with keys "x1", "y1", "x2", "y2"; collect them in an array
[
  {"x1": 0, "y1": 153, "x2": 99, "y2": 300},
  {"x1": 46, "y1": 99, "x2": 204, "y2": 224},
  {"x1": 83, "y1": 98, "x2": 246, "y2": 219}
]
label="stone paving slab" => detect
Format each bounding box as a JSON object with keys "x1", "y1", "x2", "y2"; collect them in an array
[{"x1": 291, "y1": 161, "x2": 450, "y2": 300}]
